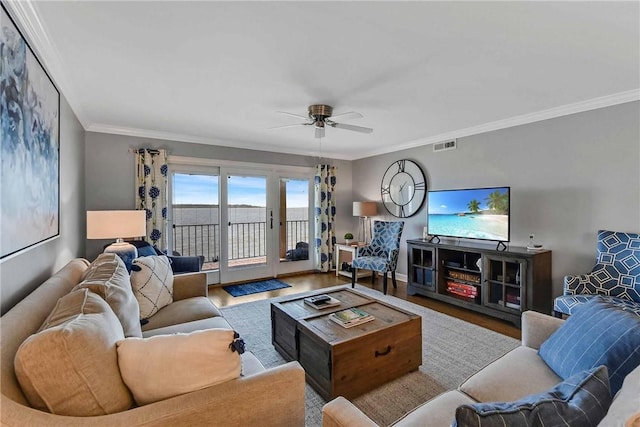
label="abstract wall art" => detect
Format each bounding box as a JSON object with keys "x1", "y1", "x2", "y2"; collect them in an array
[{"x1": 1, "y1": 4, "x2": 60, "y2": 259}]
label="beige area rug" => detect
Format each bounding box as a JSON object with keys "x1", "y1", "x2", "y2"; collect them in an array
[{"x1": 220, "y1": 284, "x2": 519, "y2": 427}]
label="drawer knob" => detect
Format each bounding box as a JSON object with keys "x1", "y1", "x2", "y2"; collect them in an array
[{"x1": 375, "y1": 345, "x2": 392, "y2": 357}]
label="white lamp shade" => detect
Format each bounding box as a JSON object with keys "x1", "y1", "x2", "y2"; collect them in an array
[
  {"x1": 353, "y1": 201, "x2": 377, "y2": 217},
  {"x1": 87, "y1": 210, "x2": 146, "y2": 239}
]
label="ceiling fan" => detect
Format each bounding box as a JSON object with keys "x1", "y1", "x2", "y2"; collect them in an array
[{"x1": 270, "y1": 104, "x2": 373, "y2": 138}]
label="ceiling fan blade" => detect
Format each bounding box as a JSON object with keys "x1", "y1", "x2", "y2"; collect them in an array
[
  {"x1": 330, "y1": 111, "x2": 363, "y2": 121},
  {"x1": 315, "y1": 127, "x2": 325, "y2": 139},
  {"x1": 276, "y1": 111, "x2": 310, "y2": 120},
  {"x1": 331, "y1": 122, "x2": 373, "y2": 134},
  {"x1": 269, "y1": 122, "x2": 312, "y2": 130}
]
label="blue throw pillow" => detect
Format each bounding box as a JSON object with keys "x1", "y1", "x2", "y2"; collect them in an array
[
  {"x1": 453, "y1": 366, "x2": 611, "y2": 427},
  {"x1": 539, "y1": 296, "x2": 640, "y2": 394}
]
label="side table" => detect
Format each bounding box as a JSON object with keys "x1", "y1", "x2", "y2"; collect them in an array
[{"x1": 335, "y1": 243, "x2": 371, "y2": 279}]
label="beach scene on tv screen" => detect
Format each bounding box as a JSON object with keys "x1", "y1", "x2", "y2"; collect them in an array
[{"x1": 428, "y1": 188, "x2": 509, "y2": 241}]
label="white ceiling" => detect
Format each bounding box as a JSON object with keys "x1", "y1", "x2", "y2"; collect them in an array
[{"x1": 12, "y1": 1, "x2": 640, "y2": 160}]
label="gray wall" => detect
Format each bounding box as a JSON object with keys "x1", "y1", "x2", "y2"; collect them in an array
[
  {"x1": 353, "y1": 101, "x2": 640, "y2": 297},
  {"x1": 1, "y1": 97, "x2": 86, "y2": 313},
  {"x1": 84, "y1": 132, "x2": 355, "y2": 259}
]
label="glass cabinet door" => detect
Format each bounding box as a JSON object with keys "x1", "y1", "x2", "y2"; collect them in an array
[{"x1": 485, "y1": 255, "x2": 526, "y2": 312}]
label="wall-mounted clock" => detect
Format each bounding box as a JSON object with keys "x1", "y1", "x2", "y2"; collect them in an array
[{"x1": 380, "y1": 159, "x2": 427, "y2": 218}]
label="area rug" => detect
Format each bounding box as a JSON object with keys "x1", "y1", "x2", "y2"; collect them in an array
[
  {"x1": 222, "y1": 279, "x2": 291, "y2": 297},
  {"x1": 220, "y1": 284, "x2": 519, "y2": 427}
]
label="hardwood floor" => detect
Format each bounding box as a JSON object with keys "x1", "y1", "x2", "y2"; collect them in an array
[{"x1": 208, "y1": 272, "x2": 521, "y2": 340}]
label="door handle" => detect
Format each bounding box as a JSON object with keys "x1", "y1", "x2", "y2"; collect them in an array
[{"x1": 270, "y1": 218, "x2": 273, "y2": 229}]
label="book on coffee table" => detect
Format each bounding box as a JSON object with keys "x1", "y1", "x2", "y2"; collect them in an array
[
  {"x1": 329, "y1": 307, "x2": 374, "y2": 328},
  {"x1": 304, "y1": 294, "x2": 341, "y2": 310}
]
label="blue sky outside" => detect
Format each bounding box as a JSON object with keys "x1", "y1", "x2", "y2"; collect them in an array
[
  {"x1": 172, "y1": 173, "x2": 308, "y2": 207},
  {"x1": 428, "y1": 188, "x2": 508, "y2": 214}
]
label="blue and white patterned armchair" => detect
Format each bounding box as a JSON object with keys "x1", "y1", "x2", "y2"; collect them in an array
[
  {"x1": 554, "y1": 230, "x2": 640, "y2": 317},
  {"x1": 351, "y1": 221, "x2": 405, "y2": 295}
]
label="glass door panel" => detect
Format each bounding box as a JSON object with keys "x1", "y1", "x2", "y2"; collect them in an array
[
  {"x1": 171, "y1": 172, "x2": 219, "y2": 272},
  {"x1": 277, "y1": 176, "x2": 312, "y2": 275},
  {"x1": 222, "y1": 172, "x2": 272, "y2": 282}
]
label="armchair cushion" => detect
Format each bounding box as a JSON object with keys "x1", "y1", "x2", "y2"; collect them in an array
[
  {"x1": 130, "y1": 255, "x2": 174, "y2": 319},
  {"x1": 539, "y1": 296, "x2": 640, "y2": 394},
  {"x1": 117, "y1": 329, "x2": 242, "y2": 405},
  {"x1": 453, "y1": 365, "x2": 611, "y2": 427},
  {"x1": 554, "y1": 294, "x2": 640, "y2": 317}
]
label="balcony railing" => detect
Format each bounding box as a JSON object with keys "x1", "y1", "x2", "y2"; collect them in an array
[{"x1": 172, "y1": 220, "x2": 309, "y2": 265}]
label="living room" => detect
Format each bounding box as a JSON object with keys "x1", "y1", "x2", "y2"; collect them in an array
[{"x1": 1, "y1": 2, "x2": 639, "y2": 426}]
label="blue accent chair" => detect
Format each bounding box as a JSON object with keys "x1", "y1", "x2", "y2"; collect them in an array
[
  {"x1": 351, "y1": 221, "x2": 405, "y2": 295},
  {"x1": 554, "y1": 230, "x2": 640, "y2": 317}
]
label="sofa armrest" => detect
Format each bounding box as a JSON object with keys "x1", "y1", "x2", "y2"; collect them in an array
[
  {"x1": 2, "y1": 362, "x2": 306, "y2": 426},
  {"x1": 173, "y1": 272, "x2": 208, "y2": 301},
  {"x1": 322, "y1": 397, "x2": 380, "y2": 427},
  {"x1": 521, "y1": 311, "x2": 564, "y2": 350}
]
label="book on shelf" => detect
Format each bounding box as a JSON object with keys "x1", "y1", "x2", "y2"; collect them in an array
[
  {"x1": 498, "y1": 300, "x2": 521, "y2": 309},
  {"x1": 329, "y1": 307, "x2": 374, "y2": 328},
  {"x1": 303, "y1": 294, "x2": 341, "y2": 310}
]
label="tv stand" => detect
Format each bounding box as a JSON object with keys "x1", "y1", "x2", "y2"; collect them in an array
[
  {"x1": 495, "y1": 241, "x2": 507, "y2": 251},
  {"x1": 428, "y1": 235, "x2": 441, "y2": 244},
  {"x1": 407, "y1": 239, "x2": 552, "y2": 326}
]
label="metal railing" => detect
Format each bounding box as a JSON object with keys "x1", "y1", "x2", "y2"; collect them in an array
[{"x1": 172, "y1": 220, "x2": 309, "y2": 264}]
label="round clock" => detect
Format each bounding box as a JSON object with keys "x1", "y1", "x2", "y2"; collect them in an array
[{"x1": 380, "y1": 159, "x2": 427, "y2": 218}]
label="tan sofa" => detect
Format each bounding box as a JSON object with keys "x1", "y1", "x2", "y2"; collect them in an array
[
  {"x1": 1, "y1": 258, "x2": 306, "y2": 426},
  {"x1": 323, "y1": 311, "x2": 640, "y2": 427}
]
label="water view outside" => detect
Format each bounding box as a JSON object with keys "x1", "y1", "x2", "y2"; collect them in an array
[{"x1": 172, "y1": 206, "x2": 309, "y2": 264}]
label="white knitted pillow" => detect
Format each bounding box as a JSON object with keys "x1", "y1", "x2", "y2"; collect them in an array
[{"x1": 130, "y1": 255, "x2": 173, "y2": 319}]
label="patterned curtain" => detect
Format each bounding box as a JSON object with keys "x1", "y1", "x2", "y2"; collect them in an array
[
  {"x1": 135, "y1": 149, "x2": 168, "y2": 249},
  {"x1": 314, "y1": 164, "x2": 336, "y2": 272}
]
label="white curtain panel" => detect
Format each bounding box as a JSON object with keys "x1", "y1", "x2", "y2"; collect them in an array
[{"x1": 135, "y1": 149, "x2": 168, "y2": 250}]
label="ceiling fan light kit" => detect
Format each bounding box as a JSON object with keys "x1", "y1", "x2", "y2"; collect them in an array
[{"x1": 272, "y1": 104, "x2": 373, "y2": 137}]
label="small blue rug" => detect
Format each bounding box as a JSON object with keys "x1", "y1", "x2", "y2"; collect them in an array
[{"x1": 223, "y1": 279, "x2": 291, "y2": 297}]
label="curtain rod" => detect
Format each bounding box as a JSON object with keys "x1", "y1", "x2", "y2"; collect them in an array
[{"x1": 128, "y1": 148, "x2": 162, "y2": 155}]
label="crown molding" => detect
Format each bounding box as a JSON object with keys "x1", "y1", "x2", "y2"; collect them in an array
[
  {"x1": 358, "y1": 89, "x2": 640, "y2": 160},
  {"x1": 87, "y1": 123, "x2": 347, "y2": 161},
  {"x1": 3, "y1": 0, "x2": 89, "y2": 126}
]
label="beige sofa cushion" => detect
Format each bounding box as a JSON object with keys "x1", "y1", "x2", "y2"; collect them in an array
[
  {"x1": 117, "y1": 329, "x2": 242, "y2": 405},
  {"x1": 73, "y1": 253, "x2": 142, "y2": 337},
  {"x1": 459, "y1": 346, "x2": 561, "y2": 403},
  {"x1": 393, "y1": 390, "x2": 476, "y2": 426},
  {"x1": 141, "y1": 296, "x2": 222, "y2": 332},
  {"x1": 14, "y1": 289, "x2": 133, "y2": 416},
  {"x1": 131, "y1": 255, "x2": 174, "y2": 319},
  {"x1": 143, "y1": 315, "x2": 232, "y2": 337}
]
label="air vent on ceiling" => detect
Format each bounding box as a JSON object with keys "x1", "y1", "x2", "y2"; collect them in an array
[{"x1": 433, "y1": 139, "x2": 457, "y2": 152}]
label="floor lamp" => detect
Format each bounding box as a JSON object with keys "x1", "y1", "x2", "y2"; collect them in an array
[{"x1": 353, "y1": 201, "x2": 377, "y2": 244}]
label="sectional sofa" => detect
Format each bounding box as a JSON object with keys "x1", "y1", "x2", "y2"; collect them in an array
[{"x1": 1, "y1": 256, "x2": 305, "y2": 426}]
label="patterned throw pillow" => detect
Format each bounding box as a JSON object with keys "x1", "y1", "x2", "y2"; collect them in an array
[
  {"x1": 453, "y1": 366, "x2": 611, "y2": 427},
  {"x1": 539, "y1": 296, "x2": 640, "y2": 394},
  {"x1": 130, "y1": 255, "x2": 173, "y2": 319}
]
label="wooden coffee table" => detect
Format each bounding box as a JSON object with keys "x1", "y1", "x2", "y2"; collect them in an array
[{"x1": 271, "y1": 288, "x2": 422, "y2": 400}]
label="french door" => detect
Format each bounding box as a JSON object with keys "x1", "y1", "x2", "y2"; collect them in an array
[{"x1": 169, "y1": 162, "x2": 312, "y2": 284}]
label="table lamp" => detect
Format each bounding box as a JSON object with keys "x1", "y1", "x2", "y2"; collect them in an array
[
  {"x1": 353, "y1": 201, "x2": 377, "y2": 244},
  {"x1": 87, "y1": 210, "x2": 147, "y2": 270}
]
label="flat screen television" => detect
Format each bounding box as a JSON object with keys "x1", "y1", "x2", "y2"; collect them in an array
[{"x1": 427, "y1": 187, "x2": 510, "y2": 242}]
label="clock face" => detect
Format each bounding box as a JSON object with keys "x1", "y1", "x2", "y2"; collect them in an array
[{"x1": 380, "y1": 159, "x2": 427, "y2": 218}]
